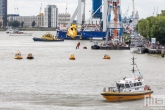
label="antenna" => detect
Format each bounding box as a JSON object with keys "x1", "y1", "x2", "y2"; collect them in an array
[{"x1": 131, "y1": 56, "x2": 136, "y2": 78}]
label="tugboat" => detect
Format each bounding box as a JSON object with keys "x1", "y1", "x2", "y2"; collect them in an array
[
  {"x1": 101, "y1": 56, "x2": 153, "y2": 102},
  {"x1": 27, "y1": 53, "x2": 34, "y2": 59},
  {"x1": 91, "y1": 41, "x2": 100, "y2": 49},
  {"x1": 103, "y1": 54, "x2": 110, "y2": 59},
  {"x1": 33, "y1": 32, "x2": 64, "y2": 42},
  {"x1": 15, "y1": 51, "x2": 23, "y2": 59}
]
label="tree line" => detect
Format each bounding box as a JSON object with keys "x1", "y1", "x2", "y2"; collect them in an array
[
  {"x1": 6, "y1": 21, "x2": 36, "y2": 28},
  {"x1": 136, "y1": 10, "x2": 165, "y2": 44}
]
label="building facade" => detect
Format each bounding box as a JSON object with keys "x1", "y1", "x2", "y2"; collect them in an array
[
  {"x1": 8, "y1": 15, "x2": 44, "y2": 28},
  {"x1": 58, "y1": 13, "x2": 70, "y2": 27},
  {"x1": 0, "y1": 0, "x2": 7, "y2": 27},
  {"x1": 44, "y1": 5, "x2": 58, "y2": 28}
]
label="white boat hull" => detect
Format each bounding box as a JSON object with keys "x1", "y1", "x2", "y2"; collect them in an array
[
  {"x1": 9, "y1": 33, "x2": 32, "y2": 36},
  {"x1": 130, "y1": 47, "x2": 145, "y2": 54}
]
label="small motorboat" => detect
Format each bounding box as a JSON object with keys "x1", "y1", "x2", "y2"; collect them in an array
[
  {"x1": 27, "y1": 53, "x2": 34, "y2": 59},
  {"x1": 15, "y1": 51, "x2": 23, "y2": 59},
  {"x1": 91, "y1": 41, "x2": 100, "y2": 49},
  {"x1": 103, "y1": 54, "x2": 110, "y2": 59},
  {"x1": 101, "y1": 56, "x2": 153, "y2": 102},
  {"x1": 69, "y1": 54, "x2": 75, "y2": 60}
]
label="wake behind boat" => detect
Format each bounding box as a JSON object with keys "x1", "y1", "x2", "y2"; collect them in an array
[
  {"x1": 33, "y1": 32, "x2": 64, "y2": 42},
  {"x1": 101, "y1": 56, "x2": 153, "y2": 102}
]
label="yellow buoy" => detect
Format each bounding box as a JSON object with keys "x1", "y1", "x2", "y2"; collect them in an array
[{"x1": 69, "y1": 54, "x2": 75, "y2": 60}]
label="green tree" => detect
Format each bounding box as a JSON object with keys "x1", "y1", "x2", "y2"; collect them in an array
[
  {"x1": 13, "y1": 21, "x2": 20, "y2": 27},
  {"x1": 31, "y1": 21, "x2": 36, "y2": 27},
  {"x1": 8, "y1": 21, "x2": 13, "y2": 26},
  {"x1": 8, "y1": 21, "x2": 20, "y2": 27},
  {"x1": 21, "y1": 21, "x2": 24, "y2": 27},
  {"x1": 136, "y1": 10, "x2": 165, "y2": 44}
]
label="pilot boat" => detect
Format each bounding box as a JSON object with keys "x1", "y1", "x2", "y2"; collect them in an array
[{"x1": 101, "y1": 56, "x2": 153, "y2": 102}]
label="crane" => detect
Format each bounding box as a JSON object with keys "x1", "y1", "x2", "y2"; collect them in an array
[
  {"x1": 65, "y1": 3, "x2": 68, "y2": 26},
  {"x1": 153, "y1": 6, "x2": 155, "y2": 16},
  {"x1": 14, "y1": 4, "x2": 16, "y2": 14},
  {"x1": 65, "y1": 3, "x2": 68, "y2": 14},
  {"x1": 16, "y1": 4, "x2": 19, "y2": 15},
  {"x1": 39, "y1": 3, "x2": 43, "y2": 16}
]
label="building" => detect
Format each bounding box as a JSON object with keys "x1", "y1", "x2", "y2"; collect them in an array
[
  {"x1": 8, "y1": 15, "x2": 44, "y2": 28},
  {"x1": 44, "y1": 5, "x2": 58, "y2": 28},
  {"x1": 0, "y1": 0, "x2": 7, "y2": 27},
  {"x1": 58, "y1": 13, "x2": 70, "y2": 27}
]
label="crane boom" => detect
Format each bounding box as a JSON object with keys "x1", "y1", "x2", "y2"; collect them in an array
[
  {"x1": 40, "y1": 3, "x2": 42, "y2": 14},
  {"x1": 16, "y1": 4, "x2": 19, "y2": 15}
]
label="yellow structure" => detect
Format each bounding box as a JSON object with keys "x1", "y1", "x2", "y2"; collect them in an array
[
  {"x1": 41, "y1": 32, "x2": 58, "y2": 40},
  {"x1": 67, "y1": 23, "x2": 78, "y2": 39},
  {"x1": 27, "y1": 53, "x2": 34, "y2": 59},
  {"x1": 103, "y1": 54, "x2": 110, "y2": 59},
  {"x1": 69, "y1": 54, "x2": 75, "y2": 60},
  {"x1": 15, "y1": 51, "x2": 23, "y2": 59}
]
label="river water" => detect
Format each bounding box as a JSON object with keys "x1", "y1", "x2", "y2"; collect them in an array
[{"x1": 0, "y1": 31, "x2": 164, "y2": 110}]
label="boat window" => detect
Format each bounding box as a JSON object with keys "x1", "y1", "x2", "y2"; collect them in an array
[
  {"x1": 125, "y1": 84, "x2": 130, "y2": 88},
  {"x1": 120, "y1": 84, "x2": 125, "y2": 88},
  {"x1": 139, "y1": 82, "x2": 142, "y2": 85},
  {"x1": 130, "y1": 83, "x2": 134, "y2": 87},
  {"x1": 138, "y1": 82, "x2": 142, "y2": 86},
  {"x1": 134, "y1": 83, "x2": 137, "y2": 86},
  {"x1": 137, "y1": 82, "x2": 139, "y2": 86}
]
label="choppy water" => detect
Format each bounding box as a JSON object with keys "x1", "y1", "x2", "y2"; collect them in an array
[{"x1": 0, "y1": 31, "x2": 164, "y2": 110}]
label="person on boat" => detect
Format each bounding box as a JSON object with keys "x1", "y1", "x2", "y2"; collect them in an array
[
  {"x1": 117, "y1": 84, "x2": 121, "y2": 93},
  {"x1": 76, "y1": 42, "x2": 80, "y2": 49}
]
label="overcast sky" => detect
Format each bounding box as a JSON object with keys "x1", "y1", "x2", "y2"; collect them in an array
[{"x1": 8, "y1": 0, "x2": 165, "y2": 19}]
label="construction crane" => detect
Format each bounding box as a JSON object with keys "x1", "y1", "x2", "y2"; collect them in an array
[
  {"x1": 39, "y1": 3, "x2": 43, "y2": 16},
  {"x1": 65, "y1": 3, "x2": 68, "y2": 26},
  {"x1": 153, "y1": 6, "x2": 155, "y2": 16},
  {"x1": 16, "y1": 4, "x2": 19, "y2": 15},
  {"x1": 14, "y1": 4, "x2": 16, "y2": 14}
]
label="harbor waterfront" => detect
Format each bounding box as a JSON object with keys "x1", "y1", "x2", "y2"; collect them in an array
[{"x1": 0, "y1": 31, "x2": 165, "y2": 109}]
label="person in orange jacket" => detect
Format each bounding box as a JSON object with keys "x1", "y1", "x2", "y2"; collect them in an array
[{"x1": 76, "y1": 42, "x2": 80, "y2": 49}]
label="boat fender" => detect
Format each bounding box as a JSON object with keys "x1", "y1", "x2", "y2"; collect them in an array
[
  {"x1": 144, "y1": 85, "x2": 147, "y2": 90},
  {"x1": 148, "y1": 86, "x2": 151, "y2": 90}
]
